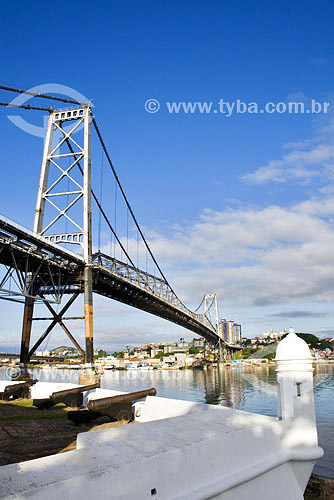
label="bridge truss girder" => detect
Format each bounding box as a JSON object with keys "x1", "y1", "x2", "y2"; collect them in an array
[
  {"x1": 0, "y1": 230, "x2": 76, "y2": 305},
  {"x1": 92, "y1": 268, "x2": 219, "y2": 342},
  {"x1": 0, "y1": 216, "x2": 227, "y2": 366},
  {"x1": 27, "y1": 292, "x2": 85, "y2": 360},
  {"x1": 0, "y1": 216, "x2": 86, "y2": 364}
]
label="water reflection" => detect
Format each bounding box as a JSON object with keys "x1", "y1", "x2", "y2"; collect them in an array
[{"x1": 202, "y1": 366, "x2": 245, "y2": 407}]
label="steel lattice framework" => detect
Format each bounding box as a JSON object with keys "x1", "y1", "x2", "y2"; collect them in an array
[
  {"x1": 0, "y1": 216, "x2": 227, "y2": 359},
  {"x1": 21, "y1": 106, "x2": 95, "y2": 364},
  {"x1": 0, "y1": 104, "x2": 240, "y2": 367}
]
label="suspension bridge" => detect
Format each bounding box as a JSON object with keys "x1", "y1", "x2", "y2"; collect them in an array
[{"x1": 0, "y1": 85, "x2": 238, "y2": 369}]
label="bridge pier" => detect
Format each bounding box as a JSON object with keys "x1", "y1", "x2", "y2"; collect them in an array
[
  {"x1": 218, "y1": 339, "x2": 224, "y2": 361},
  {"x1": 1, "y1": 102, "x2": 224, "y2": 375},
  {"x1": 20, "y1": 295, "x2": 34, "y2": 366},
  {"x1": 18, "y1": 293, "x2": 35, "y2": 380},
  {"x1": 84, "y1": 267, "x2": 94, "y2": 365}
]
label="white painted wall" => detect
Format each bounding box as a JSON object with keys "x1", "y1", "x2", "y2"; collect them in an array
[{"x1": 0, "y1": 328, "x2": 324, "y2": 499}]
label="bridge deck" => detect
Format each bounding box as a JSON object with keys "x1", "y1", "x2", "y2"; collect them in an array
[{"x1": 0, "y1": 216, "x2": 221, "y2": 343}]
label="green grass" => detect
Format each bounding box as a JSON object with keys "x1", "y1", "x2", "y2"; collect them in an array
[
  {"x1": 0, "y1": 412, "x2": 67, "y2": 422},
  {"x1": 0, "y1": 399, "x2": 68, "y2": 421},
  {"x1": 4, "y1": 399, "x2": 34, "y2": 407},
  {"x1": 2, "y1": 400, "x2": 65, "y2": 408}
]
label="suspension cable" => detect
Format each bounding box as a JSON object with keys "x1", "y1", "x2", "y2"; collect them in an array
[
  {"x1": 194, "y1": 294, "x2": 215, "y2": 314},
  {"x1": 0, "y1": 86, "x2": 172, "y2": 288},
  {"x1": 92, "y1": 116, "x2": 173, "y2": 290},
  {"x1": 126, "y1": 207, "x2": 129, "y2": 262},
  {"x1": 114, "y1": 181, "x2": 117, "y2": 259},
  {"x1": 58, "y1": 125, "x2": 136, "y2": 267},
  {"x1": 0, "y1": 101, "x2": 52, "y2": 112},
  {"x1": 0, "y1": 84, "x2": 87, "y2": 106},
  {"x1": 98, "y1": 150, "x2": 103, "y2": 251},
  {"x1": 194, "y1": 295, "x2": 205, "y2": 312}
]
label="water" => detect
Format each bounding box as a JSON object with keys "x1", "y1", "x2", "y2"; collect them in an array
[{"x1": 1, "y1": 364, "x2": 333, "y2": 478}]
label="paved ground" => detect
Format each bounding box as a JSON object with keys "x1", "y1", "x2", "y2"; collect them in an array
[{"x1": 0, "y1": 399, "x2": 129, "y2": 466}]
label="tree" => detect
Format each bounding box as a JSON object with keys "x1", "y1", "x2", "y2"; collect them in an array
[
  {"x1": 154, "y1": 352, "x2": 171, "y2": 360},
  {"x1": 241, "y1": 347, "x2": 254, "y2": 359},
  {"x1": 112, "y1": 351, "x2": 124, "y2": 358},
  {"x1": 318, "y1": 339, "x2": 334, "y2": 351},
  {"x1": 97, "y1": 349, "x2": 107, "y2": 357},
  {"x1": 189, "y1": 346, "x2": 199, "y2": 355}
]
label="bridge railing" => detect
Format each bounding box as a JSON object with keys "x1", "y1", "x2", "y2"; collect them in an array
[{"x1": 92, "y1": 253, "x2": 217, "y2": 334}]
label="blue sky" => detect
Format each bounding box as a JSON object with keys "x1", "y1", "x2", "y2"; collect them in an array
[{"x1": 1, "y1": 0, "x2": 334, "y2": 351}]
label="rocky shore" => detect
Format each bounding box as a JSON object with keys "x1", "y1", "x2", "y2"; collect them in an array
[{"x1": 305, "y1": 475, "x2": 334, "y2": 499}]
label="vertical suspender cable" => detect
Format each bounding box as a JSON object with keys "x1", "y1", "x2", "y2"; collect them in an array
[
  {"x1": 65, "y1": 155, "x2": 69, "y2": 238},
  {"x1": 126, "y1": 207, "x2": 129, "y2": 263},
  {"x1": 137, "y1": 231, "x2": 139, "y2": 269},
  {"x1": 98, "y1": 151, "x2": 103, "y2": 252},
  {"x1": 92, "y1": 117, "x2": 175, "y2": 293},
  {"x1": 114, "y1": 181, "x2": 117, "y2": 259},
  {"x1": 59, "y1": 124, "x2": 136, "y2": 268}
]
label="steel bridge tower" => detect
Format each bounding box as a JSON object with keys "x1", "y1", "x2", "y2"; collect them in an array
[{"x1": 20, "y1": 106, "x2": 94, "y2": 366}]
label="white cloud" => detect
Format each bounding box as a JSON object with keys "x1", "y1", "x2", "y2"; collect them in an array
[
  {"x1": 241, "y1": 144, "x2": 334, "y2": 184},
  {"x1": 241, "y1": 112, "x2": 334, "y2": 185},
  {"x1": 142, "y1": 197, "x2": 334, "y2": 309},
  {"x1": 1, "y1": 196, "x2": 333, "y2": 349}
]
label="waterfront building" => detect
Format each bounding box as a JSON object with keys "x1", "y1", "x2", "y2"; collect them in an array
[
  {"x1": 219, "y1": 319, "x2": 241, "y2": 344},
  {"x1": 193, "y1": 338, "x2": 205, "y2": 348},
  {"x1": 177, "y1": 338, "x2": 189, "y2": 349},
  {"x1": 174, "y1": 352, "x2": 187, "y2": 366},
  {"x1": 164, "y1": 345, "x2": 176, "y2": 354},
  {"x1": 232, "y1": 324, "x2": 241, "y2": 344},
  {"x1": 227, "y1": 321, "x2": 234, "y2": 343},
  {"x1": 263, "y1": 329, "x2": 280, "y2": 340},
  {"x1": 36, "y1": 349, "x2": 50, "y2": 357},
  {"x1": 219, "y1": 319, "x2": 228, "y2": 342},
  {"x1": 150, "y1": 348, "x2": 162, "y2": 358}
]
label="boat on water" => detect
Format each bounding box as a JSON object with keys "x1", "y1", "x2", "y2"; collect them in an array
[{"x1": 0, "y1": 329, "x2": 323, "y2": 499}]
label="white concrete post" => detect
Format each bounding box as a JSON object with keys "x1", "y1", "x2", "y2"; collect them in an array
[
  {"x1": 275, "y1": 327, "x2": 315, "y2": 423},
  {"x1": 275, "y1": 328, "x2": 323, "y2": 492}
]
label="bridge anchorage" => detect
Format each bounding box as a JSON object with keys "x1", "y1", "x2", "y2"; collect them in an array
[{"x1": 0, "y1": 91, "x2": 239, "y2": 377}]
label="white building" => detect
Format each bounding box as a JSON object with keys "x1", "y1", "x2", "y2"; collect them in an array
[
  {"x1": 263, "y1": 329, "x2": 280, "y2": 340},
  {"x1": 232, "y1": 324, "x2": 241, "y2": 344},
  {"x1": 35, "y1": 350, "x2": 50, "y2": 357}
]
